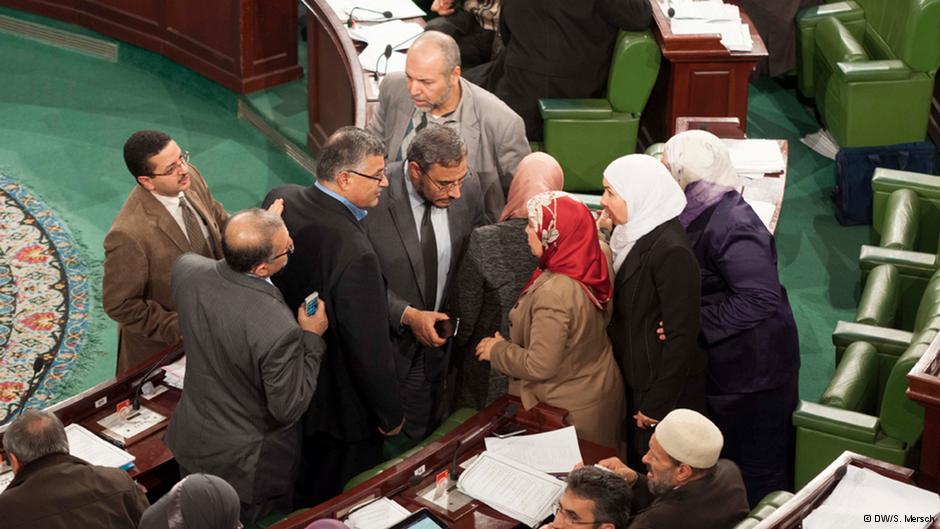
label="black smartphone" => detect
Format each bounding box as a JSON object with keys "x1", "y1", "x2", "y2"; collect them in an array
[{"x1": 434, "y1": 317, "x2": 460, "y2": 339}]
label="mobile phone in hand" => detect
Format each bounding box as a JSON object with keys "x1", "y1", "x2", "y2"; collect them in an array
[
  {"x1": 434, "y1": 317, "x2": 460, "y2": 339},
  {"x1": 304, "y1": 292, "x2": 319, "y2": 316}
]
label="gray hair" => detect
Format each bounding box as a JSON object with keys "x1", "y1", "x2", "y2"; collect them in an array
[
  {"x1": 3, "y1": 410, "x2": 69, "y2": 467},
  {"x1": 407, "y1": 124, "x2": 467, "y2": 170},
  {"x1": 565, "y1": 466, "x2": 633, "y2": 529},
  {"x1": 414, "y1": 31, "x2": 461, "y2": 73},
  {"x1": 316, "y1": 126, "x2": 386, "y2": 183},
  {"x1": 222, "y1": 208, "x2": 286, "y2": 273}
]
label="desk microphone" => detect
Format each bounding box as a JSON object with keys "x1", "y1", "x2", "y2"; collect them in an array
[
  {"x1": 132, "y1": 349, "x2": 176, "y2": 412},
  {"x1": 449, "y1": 402, "x2": 520, "y2": 480},
  {"x1": 3, "y1": 355, "x2": 46, "y2": 422},
  {"x1": 372, "y1": 32, "x2": 421, "y2": 80},
  {"x1": 348, "y1": 7, "x2": 393, "y2": 26},
  {"x1": 665, "y1": 0, "x2": 675, "y2": 17},
  {"x1": 793, "y1": 464, "x2": 848, "y2": 523}
]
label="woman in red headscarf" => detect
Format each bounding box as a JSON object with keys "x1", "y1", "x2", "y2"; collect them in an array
[{"x1": 476, "y1": 192, "x2": 626, "y2": 451}]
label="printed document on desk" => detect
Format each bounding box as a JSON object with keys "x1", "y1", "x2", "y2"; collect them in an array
[
  {"x1": 327, "y1": 0, "x2": 425, "y2": 22},
  {"x1": 348, "y1": 20, "x2": 422, "y2": 50},
  {"x1": 457, "y1": 451, "x2": 564, "y2": 527},
  {"x1": 484, "y1": 425, "x2": 583, "y2": 474},
  {"x1": 344, "y1": 497, "x2": 411, "y2": 529},
  {"x1": 722, "y1": 139, "x2": 786, "y2": 174},
  {"x1": 65, "y1": 423, "x2": 136, "y2": 470}
]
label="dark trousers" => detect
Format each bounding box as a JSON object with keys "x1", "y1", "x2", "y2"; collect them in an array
[
  {"x1": 293, "y1": 432, "x2": 383, "y2": 507},
  {"x1": 399, "y1": 346, "x2": 448, "y2": 442},
  {"x1": 707, "y1": 376, "x2": 799, "y2": 507}
]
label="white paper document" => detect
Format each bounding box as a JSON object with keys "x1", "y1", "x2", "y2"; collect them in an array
[
  {"x1": 98, "y1": 406, "x2": 166, "y2": 443},
  {"x1": 722, "y1": 139, "x2": 786, "y2": 174},
  {"x1": 0, "y1": 470, "x2": 13, "y2": 494},
  {"x1": 348, "y1": 19, "x2": 422, "y2": 50},
  {"x1": 327, "y1": 0, "x2": 425, "y2": 22},
  {"x1": 161, "y1": 356, "x2": 186, "y2": 390},
  {"x1": 801, "y1": 128, "x2": 840, "y2": 160},
  {"x1": 344, "y1": 497, "x2": 411, "y2": 529},
  {"x1": 484, "y1": 425, "x2": 583, "y2": 474},
  {"x1": 65, "y1": 423, "x2": 136, "y2": 470},
  {"x1": 670, "y1": 0, "x2": 739, "y2": 21},
  {"x1": 742, "y1": 198, "x2": 775, "y2": 232},
  {"x1": 803, "y1": 466, "x2": 940, "y2": 529},
  {"x1": 457, "y1": 451, "x2": 565, "y2": 527},
  {"x1": 360, "y1": 45, "x2": 407, "y2": 74}
]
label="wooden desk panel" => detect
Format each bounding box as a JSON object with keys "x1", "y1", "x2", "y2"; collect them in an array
[
  {"x1": 906, "y1": 332, "x2": 940, "y2": 494},
  {"x1": 0, "y1": 0, "x2": 301, "y2": 93}
]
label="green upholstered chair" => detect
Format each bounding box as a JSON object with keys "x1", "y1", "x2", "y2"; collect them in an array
[
  {"x1": 793, "y1": 327, "x2": 936, "y2": 488},
  {"x1": 796, "y1": 0, "x2": 940, "y2": 147},
  {"x1": 342, "y1": 408, "x2": 477, "y2": 492},
  {"x1": 539, "y1": 30, "x2": 660, "y2": 192},
  {"x1": 731, "y1": 491, "x2": 795, "y2": 529}
]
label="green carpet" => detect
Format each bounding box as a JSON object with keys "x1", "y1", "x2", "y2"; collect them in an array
[
  {"x1": 0, "y1": 8, "x2": 886, "y2": 405},
  {"x1": 0, "y1": 15, "x2": 312, "y2": 400}
]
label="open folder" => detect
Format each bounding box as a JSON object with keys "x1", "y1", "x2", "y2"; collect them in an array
[{"x1": 457, "y1": 451, "x2": 564, "y2": 527}]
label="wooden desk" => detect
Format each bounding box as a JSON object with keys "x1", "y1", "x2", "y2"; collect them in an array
[
  {"x1": 0, "y1": 0, "x2": 302, "y2": 93},
  {"x1": 0, "y1": 344, "x2": 183, "y2": 493},
  {"x1": 270, "y1": 395, "x2": 616, "y2": 529},
  {"x1": 641, "y1": 0, "x2": 768, "y2": 144},
  {"x1": 754, "y1": 451, "x2": 940, "y2": 529},
  {"x1": 675, "y1": 116, "x2": 787, "y2": 233},
  {"x1": 907, "y1": 331, "x2": 940, "y2": 494}
]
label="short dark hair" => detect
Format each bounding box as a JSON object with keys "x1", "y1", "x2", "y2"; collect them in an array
[
  {"x1": 316, "y1": 126, "x2": 386, "y2": 183},
  {"x1": 2, "y1": 410, "x2": 69, "y2": 467},
  {"x1": 222, "y1": 209, "x2": 285, "y2": 273},
  {"x1": 407, "y1": 124, "x2": 467, "y2": 171},
  {"x1": 124, "y1": 130, "x2": 173, "y2": 179},
  {"x1": 565, "y1": 466, "x2": 633, "y2": 529}
]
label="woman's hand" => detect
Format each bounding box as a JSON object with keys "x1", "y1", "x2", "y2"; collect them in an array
[
  {"x1": 475, "y1": 331, "x2": 505, "y2": 362},
  {"x1": 595, "y1": 209, "x2": 613, "y2": 232},
  {"x1": 634, "y1": 410, "x2": 659, "y2": 429},
  {"x1": 656, "y1": 320, "x2": 666, "y2": 341}
]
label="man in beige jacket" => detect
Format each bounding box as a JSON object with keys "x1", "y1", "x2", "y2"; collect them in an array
[{"x1": 103, "y1": 130, "x2": 229, "y2": 374}]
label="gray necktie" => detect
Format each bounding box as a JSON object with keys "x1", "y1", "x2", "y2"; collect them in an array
[{"x1": 180, "y1": 196, "x2": 213, "y2": 258}]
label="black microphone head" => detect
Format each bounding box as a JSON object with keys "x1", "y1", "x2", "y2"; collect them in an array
[
  {"x1": 667, "y1": 7, "x2": 675, "y2": 17},
  {"x1": 833, "y1": 465, "x2": 848, "y2": 480},
  {"x1": 32, "y1": 356, "x2": 44, "y2": 373},
  {"x1": 383, "y1": 10, "x2": 393, "y2": 18},
  {"x1": 384, "y1": 44, "x2": 393, "y2": 58}
]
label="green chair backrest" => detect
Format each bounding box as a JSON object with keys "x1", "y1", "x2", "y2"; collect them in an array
[
  {"x1": 606, "y1": 30, "x2": 660, "y2": 115},
  {"x1": 913, "y1": 268, "x2": 940, "y2": 332},
  {"x1": 856, "y1": 0, "x2": 940, "y2": 72},
  {"x1": 878, "y1": 328, "x2": 935, "y2": 443}
]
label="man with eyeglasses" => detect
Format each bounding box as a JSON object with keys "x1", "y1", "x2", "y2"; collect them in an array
[
  {"x1": 541, "y1": 466, "x2": 632, "y2": 529},
  {"x1": 367, "y1": 30, "x2": 529, "y2": 222},
  {"x1": 165, "y1": 208, "x2": 327, "y2": 525},
  {"x1": 363, "y1": 124, "x2": 485, "y2": 448},
  {"x1": 263, "y1": 126, "x2": 404, "y2": 506},
  {"x1": 104, "y1": 130, "x2": 232, "y2": 374}
]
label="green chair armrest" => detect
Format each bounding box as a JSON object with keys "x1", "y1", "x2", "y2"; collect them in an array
[
  {"x1": 756, "y1": 491, "x2": 794, "y2": 509},
  {"x1": 819, "y1": 341, "x2": 879, "y2": 412},
  {"x1": 732, "y1": 518, "x2": 761, "y2": 529},
  {"x1": 832, "y1": 321, "x2": 914, "y2": 355},
  {"x1": 836, "y1": 60, "x2": 911, "y2": 82},
  {"x1": 644, "y1": 143, "x2": 665, "y2": 159},
  {"x1": 873, "y1": 168, "x2": 940, "y2": 200},
  {"x1": 856, "y1": 264, "x2": 899, "y2": 327},
  {"x1": 797, "y1": 1, "x2": 864, "y2": 26},
  {"x1": 815, "y1": 17, "x2": 867, "y2": 67},
  {"x1": 539, "y1": 99, "x2": 614, "y2": 120},
  {"x1": 859, "y1": 246, "x2": 938, "y2": 278},
  {"x1": 793, "y1": 401, "x2": 880, "y2": 443},
  {"x1": 879, "y1": 189, "x2": 920, "y2": 250}
]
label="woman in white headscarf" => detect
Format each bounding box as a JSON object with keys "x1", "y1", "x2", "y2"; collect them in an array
[
  {"x1": 600, "y1": 154, "x2": 707, "y2": 462},
  {"x1": 663, "y1": 130, "x2": 799, "y2": 506}
]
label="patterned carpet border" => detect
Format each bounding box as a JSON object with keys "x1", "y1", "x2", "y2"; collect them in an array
[{"x1": 0, "y1": 174, "x2": 89, "y2": 424}]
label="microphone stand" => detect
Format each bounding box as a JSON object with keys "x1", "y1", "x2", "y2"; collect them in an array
[{"x1": 2, "y1": 355, "x2": 46, "y2": 423}]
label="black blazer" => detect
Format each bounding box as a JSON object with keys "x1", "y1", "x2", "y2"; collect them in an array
[
  {"x1": 608, "y1": 218, "x2": 706, "y2": 421},
  {"x1": 263, "y1": 185, "x2": 403, "y2": 441}
]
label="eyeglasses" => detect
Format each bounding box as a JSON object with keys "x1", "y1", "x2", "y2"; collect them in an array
[
  {"x1": 418, "y1": 165, "x2": 469, "y2": 192},
  {"x1": 270, "y1": 243, "x2": 294, "y2": 261},
  {"x1": 147, "y1": 150, "x2": 191, "y2": 177},
  {"x1": 553, "y1": 504, "x2": 608, "y2": 526},
  {"x1": 345, "y1": 168, "x2": 387, "y2": 183}
]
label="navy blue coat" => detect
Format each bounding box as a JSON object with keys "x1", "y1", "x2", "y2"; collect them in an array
[{"x1": 686, "y1": 191, "x2": 800, "y2": 395}]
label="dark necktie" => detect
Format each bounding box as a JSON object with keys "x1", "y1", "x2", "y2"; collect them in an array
[
  {"x1": 420, "y1": 202, "x2": 438, "y2": 311},
  {"x1": 180, "y1": 196, "x2": 213, "y2": 258}
]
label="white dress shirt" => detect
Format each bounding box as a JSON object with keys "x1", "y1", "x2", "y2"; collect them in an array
[{"x1": 150, "y1": 191, "x2": 210, "y2": 243}]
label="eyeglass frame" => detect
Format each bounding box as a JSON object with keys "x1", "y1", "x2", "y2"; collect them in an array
[
  {"x1": 145, "y1": 150, "x2": 191, "y2": 177},
  {"x1": 269, "y1": 243, "x2": 294, "y2": 262},
  {"x1": 344, "y1": 168, "x2": 387, "y2": 183},
  {"x1": 553, "y1": 502, "x2": 610, "y2": 527},
  {"x1": 415, "y1": 163, "x2": 470, "y2": 192}
]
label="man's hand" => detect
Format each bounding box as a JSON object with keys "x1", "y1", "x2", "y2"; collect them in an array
[
  {"x1": 431, "y1": 0, "x2": 455, "y2": 15},
  {"x1": 266, "y1": 198, "x2": 285, "y2": 217},
  {"x1": 475, "y1": 332, "x2": 506, "y2": 362},
  {"x1": 379, "y1": 417, "x2": 405, "y2": 436},
  {"x1": 596, "y1": 457, "x2": 639, "y2": 486},
  {"x1": 402, "y1": 306, "x2": 448, "y2": 347},
  {"x1": 634, "y1": 410, "x2": 658, "y2": 429},
  {"x1": 656, "y1": 320, "x2": 665, "y2": 341},
  {"x1": 297, "y1": 299, "x2": 328, "y2": 336}
]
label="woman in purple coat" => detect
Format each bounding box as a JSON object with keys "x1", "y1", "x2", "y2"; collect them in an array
[{"x1": 663, "y1": 130, "x2": 800, "y2": 506}]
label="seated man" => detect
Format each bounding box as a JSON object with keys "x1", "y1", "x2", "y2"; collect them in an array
[
  {"x1": 368, "y1": 30, "x2": 529, "y2": 222},
  {"x1": 541, "y1": 466, "x2": 632, "y2": 529},
  {"x1": 597, "y1": 409, "x2": 749, "y2": 529},
  {"x1": 0, "y1": 410, "x2": 150, "y2": 529},
  {"x1": 425, "y1": 0, "x2": 501, "y2": 76}
]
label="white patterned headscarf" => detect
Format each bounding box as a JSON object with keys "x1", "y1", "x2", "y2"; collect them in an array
[
  {"x1": 604, "y1": 154, "x2": 687, "y2": 274},
  {"x1": 663, "y1": 130, "x2": 740, "y2": 228}
]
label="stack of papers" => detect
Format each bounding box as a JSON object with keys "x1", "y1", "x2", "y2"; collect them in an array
[
  {"x1": 663, "y1": 0, "x2": 754, "y2": 52},
  {"x1": 722, "y1": 139, "x2": 786, "y2": 175},
  {"x1": 65, "y1": 423, "x2": 136, "y2": 470},
  {"x1": 801, "y1": 129, "x2": 840, "y2": 160},
  {"x1": 457, "y1": 451, "x2": 565, "y2": 527},
  {"x1": 484, "y1": 426, "x2": 583, "y2": 474},
  {"x1": 161, "y1": 356, "x2": 185, "y2": 390},
  {"x1": 0, "y1": 469, "x2": 14, "y2": 494},
  {"x1": 804, "y1": 466, "x2": 940, "y2": 529},
  {"x1": 742, "y1": 198, "x2": 775, "y2": 232},
  {"x1": 344, "y1": 497, "x2": 411, "y2": 529},
  {"x1": 325, "y1": 0, "x2": 425, "y2": 22}
]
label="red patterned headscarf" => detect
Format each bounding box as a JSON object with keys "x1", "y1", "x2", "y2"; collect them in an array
[{"x1": 521, "y1": 192, "x2": 611, "y2": 310}]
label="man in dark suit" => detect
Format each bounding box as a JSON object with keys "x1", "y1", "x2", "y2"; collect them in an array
[
  {"x1": 263, "y1": 127, "x2": 404, "y2": 505},
  {"x1": 363, "y1": 125, "x2": 485, "y2": 444},
  {"x1": 164, "y1": 208, "x2": 328, "y2": 524}
]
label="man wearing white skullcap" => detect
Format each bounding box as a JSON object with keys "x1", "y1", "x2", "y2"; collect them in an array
[{"x1": 596, "y1": 409, "x2": 749, "y2": 529}]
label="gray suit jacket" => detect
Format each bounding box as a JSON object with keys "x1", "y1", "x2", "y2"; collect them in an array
[
  {"x1": 363, "y1": 161, "x2": 486, "y2": 380},
  {"x1": 164, "y1": 254, "x2": 325, "y2": 505},
  {"x1": 367, "y1": 73, "x2": 530, "y2": 222}
]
